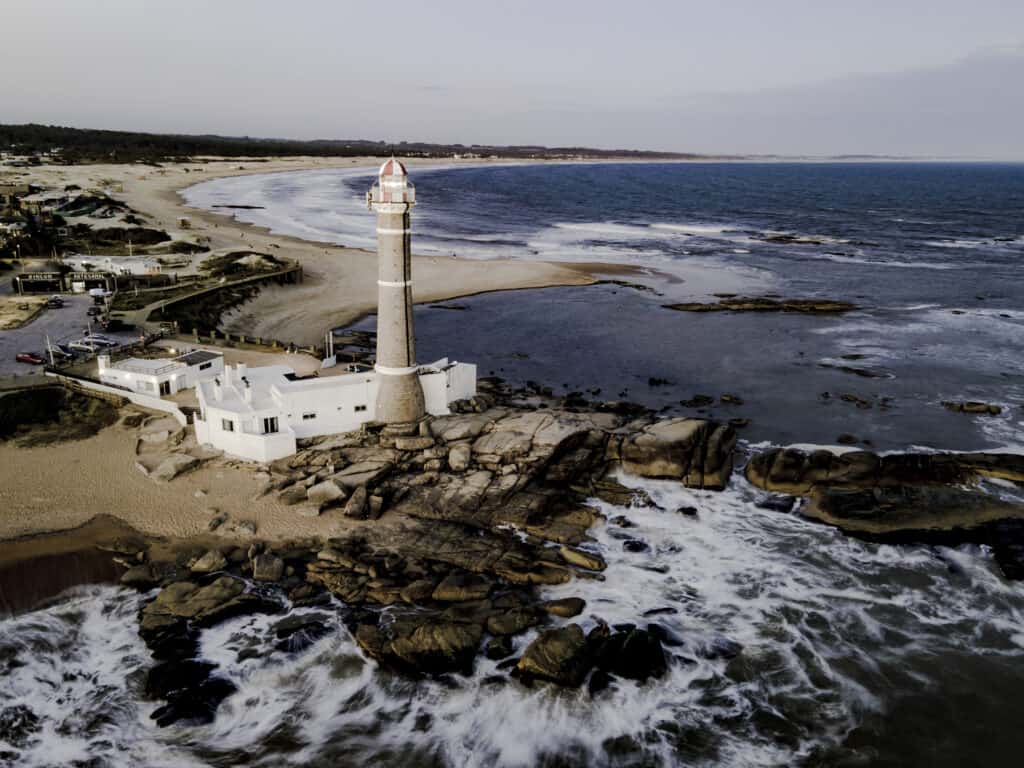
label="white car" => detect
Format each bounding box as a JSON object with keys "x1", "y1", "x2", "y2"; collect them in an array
[
  {"x1": 83, "y1": 334, "x2": 118, "y2": 347},
  {"x1": 69, "y1": 340, "x2": 101, "y2": 352}
]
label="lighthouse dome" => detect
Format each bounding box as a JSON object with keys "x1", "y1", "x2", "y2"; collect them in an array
[{"x1": 379, "y1": 157, "x2": 408, "y2": 178}]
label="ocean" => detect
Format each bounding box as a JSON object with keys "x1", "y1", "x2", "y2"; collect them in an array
[{"x1": 2, "y1": 162, "x2": 1023, "y2": 767}]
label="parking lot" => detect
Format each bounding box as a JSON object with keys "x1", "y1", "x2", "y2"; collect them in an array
[{"x1": 0, "y1": 294, "x2": 144, "y2": 378}]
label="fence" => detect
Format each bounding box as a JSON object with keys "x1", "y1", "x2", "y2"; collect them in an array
[{"x1": 45, "y1": 369, "x2": 188, "y2": 426}]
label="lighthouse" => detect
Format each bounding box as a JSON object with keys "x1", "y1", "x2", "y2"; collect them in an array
[{"x1": 367, "y1": 158, "x2": 426, "y2": 424}]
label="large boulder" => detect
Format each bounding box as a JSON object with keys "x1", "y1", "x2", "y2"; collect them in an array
[
  {"x1": 517, "y1": 624, "x2": 592, "y2": 686},
  {"x1": 331, "y1": 461, "x2": 393, "y2": 489},
  {"x1": 150, "y1": 454, "x2": 199, "y2": 482},
  {"x1": 746, "y1": 448, "x2": 1024, "y2": 495},
  {"x1": 252, "y1": 553, "x2": 285, "y2": 582},
  {"x1": 190, "y1": 550, "x2": 227, "y2": 574},
  {"x1": 432, "y1": 570, "x2": 493, "y2": 602},
  {"x1": 591, "y1": 628, "x2": 667, "y2": 682},
  {"x1": 618, "y1": 419, "x2": 736, "y2": 489},
  {"x1": 356, "y1": 620, "x2": 483, "y2": 676},
  {"x1": 307, "y1": 479, "x2": 346, "y2": 507}
]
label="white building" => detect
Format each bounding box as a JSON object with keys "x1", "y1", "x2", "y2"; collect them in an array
[
  {"x1": 98, "y1": 350, "x2": 224, "y2": 397},
  {"x1": 65, "y1": 254, "x2": 164, "y2": 276},
  {"x1": 193, "y1": 358, "x2": 476, "y2": 462}
]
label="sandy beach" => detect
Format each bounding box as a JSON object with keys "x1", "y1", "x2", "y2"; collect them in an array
[
  {"x1": 14, "y1": 156, "x2": 614, "y2": 345},
  {"x1": 0, "y1": 155, "x2": 627, "y2": 546}
]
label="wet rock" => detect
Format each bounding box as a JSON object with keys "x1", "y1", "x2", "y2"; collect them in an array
[
  {"x1": 146, "y1": 658, "x2": 237, "y2": 727},
  {"x1": 679, "y1": 394, "x2": 714, "y2": 408},
  {"x1": 746, "y1": 447, "x2": 1024, "y2": 495},
  {"x1": 140, "y1": 577, "x2": 279, "y2": 632},
  {"x1": 942, "y1": 400, "x2": 1002, "y2": 416},
  {"x1": 121, "y1": 563, "x2": 158, "y2": 589},
  {"x1": 485, "y1": 636, "x2": 514, "y2": 660},
  {"x1": 592, "y1": 628, "x2": 667, "y2": 682},
  {"x1": 208, "y1": 514, "x2": 228, "y2": 532},
  {"x1": 623, "y1": 539, "x2": 650, "y2": 553},
  {"x1": 0, "y1": 705, "x2": 40, "y2": 747},
  {"x1": 663, "y1": 297, "x2": 857, "y2": 314},
  {"x1": 542, "y1": 597, "x2": 586, "y2": 618},
  {"x1": 190, "y1": 549, "x2": 227, "y2": 574},
  {"x1": 674, "y1": 506, "x2": 698, "y2": 517},
  {"x1": 272, "y1": 613, "x2": 332, "y2": 652},
  {"x1": 486, "y1": 607, "x2": 543, "y2": 636},
  {"x1": 559, "y1": 545, "x2": 606, "y2": 572},
  {"x1": 517, "y1": 624, "x2": 592, "y2": 687},
  {"x1": 619, "y1": 418, "x2": 736, "y2": 490},
  {"x1": 380, "y1": 621, "x2": 484, "y2": 676},
  {"x1": 432, "y1": 570, "x2": 493, "y2": 602},
  {"x1": 252, "y1": 553, "x2": 284, "y2": 582},
  {"x1": 702, "y1": 636, "x2": 743, "y2": 660}
]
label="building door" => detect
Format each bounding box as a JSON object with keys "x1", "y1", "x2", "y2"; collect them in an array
[
  {"x1": 263, "y1": 417, "x2": 279, "y2": 434},
  {"x1": 159, "y1": 381, "x2": 171, "y2": 396}
]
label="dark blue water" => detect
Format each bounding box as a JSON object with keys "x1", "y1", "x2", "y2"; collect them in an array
[{"x1": 336, "y1": 163, "x2": 1024, "y2": 451}]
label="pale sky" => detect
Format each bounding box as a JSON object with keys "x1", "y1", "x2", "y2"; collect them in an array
[{"x1": 3, "y1": 0, "x2": 1023, "y2": 158}]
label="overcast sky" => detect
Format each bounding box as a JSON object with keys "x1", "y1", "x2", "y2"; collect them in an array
[{"x1": 3, "y1": 0, "x2": 1023, "y2": 158}]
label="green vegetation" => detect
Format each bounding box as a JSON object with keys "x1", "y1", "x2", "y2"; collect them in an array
[
  {"x1": 1, "y1": 123, "x2": 703, "y2": 165},
  {"x1": 0, "y1": 387, "x2": 119, "y2": 447}
]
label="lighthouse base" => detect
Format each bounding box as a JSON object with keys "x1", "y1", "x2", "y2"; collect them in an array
[{"x1": 374, "y1": 370, "x2": 426, "y2": 424}]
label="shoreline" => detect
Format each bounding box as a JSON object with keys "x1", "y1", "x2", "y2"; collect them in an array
[{"x1": 12, "y1": 156, "x2": 633, "y2": 345}]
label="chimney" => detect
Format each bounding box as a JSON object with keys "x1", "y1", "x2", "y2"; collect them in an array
[
  {"x1": 97, "y1": 354, "x2": 110, "y2": 371},
  {"x1": 237, "y1": 362, "x2": 248, "y2": 379},
  {"x1": 242, "y1": 378, "x2": 252, "y2": 404}
]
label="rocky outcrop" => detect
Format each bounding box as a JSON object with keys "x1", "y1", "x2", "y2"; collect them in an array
[
  {"x1": 663, "y1": 297, "x2": 858, "y2": 314},
  {"x1": 746, "y1": 447, "x2": 1024, "y2": 578},
  {"x1": 617, "y1": 418, "x2": 736, "y2": 489},
  {"x1": 355, "y1": 618, "x2": 483, "y2": 676},
  {"x1": 746, "y1": 448, "x2": 1024, "y2": 495},
  {"x1": 942, "y1": 400, "x2": 1003, "y2": 416},
  {"x1": 517, "y1": 624, "x2": 592, "y2": 686}
]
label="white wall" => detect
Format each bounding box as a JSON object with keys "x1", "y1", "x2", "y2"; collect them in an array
[
  {"x1": 276, "y1": 375, "x2": 378, "y2": 439},
  {"x1": 195, "y1": 411, "x2": 296, "y2": 462}
]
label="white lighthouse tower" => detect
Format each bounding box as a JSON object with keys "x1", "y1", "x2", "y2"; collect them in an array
[{"x1": 367, "y1": 158, "x2": 426, "y2": 424}]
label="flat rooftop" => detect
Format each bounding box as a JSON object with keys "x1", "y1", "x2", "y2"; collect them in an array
[{"x1": 177, "y1": 350, "x2": 222, "y2": 366}]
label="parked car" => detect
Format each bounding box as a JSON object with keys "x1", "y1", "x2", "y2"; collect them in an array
[
  {"x1": 16, "y1": 352, "x2": 45, "y2": 365},
  {"x1": 83, "y1": 334, "x2": 118, "y2": 347},
  {"x1": 54, "y1": 343, "x2": 76, "y2": 357},
  {"x1": 68, "y1": 340, "x2": 101, "y2": 353},
  {"x1": 86, "y1": 306, "x2": 102, "y2": 316},
  {"x1": 46, "y1": 346, "x2": 72, "y2": 361},
  {"x1": 47, "y1": 296, "x2": 64, "y2": 308}
]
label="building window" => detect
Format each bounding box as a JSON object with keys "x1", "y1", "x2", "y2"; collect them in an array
[
  {"x1": 199, "y1": 362, "x2": 212, "y2": 371},
  {"x1": 354, "y1": 405, "x2": 367, "y2": 413},
  {"x1": 263, "y1": 416, "x2": 279, "y2": 434},
  {"x1": 302, "y1": 412, "x2": 317, "y2": 420},
  {"x1": 221, "y1": 418, "x2": 234, "y2": 432}
]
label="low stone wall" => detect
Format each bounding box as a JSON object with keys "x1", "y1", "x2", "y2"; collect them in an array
[{"x1": 45, "y1": 371, "x2": 188, "y2": 426}]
